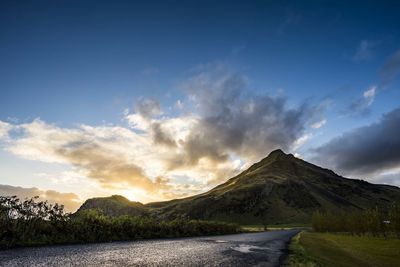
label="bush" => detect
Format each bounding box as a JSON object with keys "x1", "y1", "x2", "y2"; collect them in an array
[
  {"x1": 0, "y1": 196, "x2": 240, "y2": 248},
  {"x1": 312, "y1": 204, "x2": 399, "y2": 238}
]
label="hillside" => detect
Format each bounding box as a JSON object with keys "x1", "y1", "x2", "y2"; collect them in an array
[
  {"x1": 75, "y1": 195, "x2": 148, "y2": 217},
  {"x1": 76, "y1": 149, "x2": 400, "y2": 224}
]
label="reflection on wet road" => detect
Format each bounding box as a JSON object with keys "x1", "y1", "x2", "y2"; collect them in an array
[{"x1": 0, "y1": 229, "x2": 300, "y2": 267}]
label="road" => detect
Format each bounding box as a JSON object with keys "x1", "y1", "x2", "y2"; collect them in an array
[{"x1": 0, "y1": 229, "x2": 300, "y2": 267}]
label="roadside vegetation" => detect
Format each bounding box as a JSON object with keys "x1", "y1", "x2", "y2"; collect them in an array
[
  {"x1": 312, "y1": 204, "x2": 400, "y2": 238},
  {"x1": 288, "y1": 232, "x2": 400, "y2": 267},
  {"x1": 288, "y1": 203, "x2": 400, "y2": 267},
  {"x1": 0, "y1": 196, "x2": 240, "y2": 249},
  {"x1": 286, "y1": 232, "x2": 319, "y2": 267},
  {"x1": 242, "y1": 223, "x2": 311, "y2": 232}
]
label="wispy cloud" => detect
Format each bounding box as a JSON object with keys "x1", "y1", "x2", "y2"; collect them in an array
[
  {"x1": 311, "y1": 119, "x2": 327, "y2": 129},
  {"x1": 0, "y1": 121, "x2": 12, "y2": 139},
  {"x1": 353, "y1": 40, "x2": 378, "y2": 62},
  {"x1": 346, "y1": 85, "x2": 377, "y2": 116},
  {"x1": 135, "y1": 98, "x2": 162, "y2": 119},
  {"x1": 380, "y1": 49, "x2": 400, "y2": 87}
]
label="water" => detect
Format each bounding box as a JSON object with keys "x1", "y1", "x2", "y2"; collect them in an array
[{"x1": 0, "y1": 229, "x2": 299, "y2": 267}]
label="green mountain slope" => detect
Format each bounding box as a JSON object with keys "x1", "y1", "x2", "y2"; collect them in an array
[
  {"x1": 76, "y1": 195, "x2": 148, "y2": 217},
  {"x1": 76, "y1": 149, "x2": 400, "y2": 224}
]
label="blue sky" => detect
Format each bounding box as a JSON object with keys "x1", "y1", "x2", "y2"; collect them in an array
[{"x1": 1, "y1": 0, "x2": 400, "y2": 210}]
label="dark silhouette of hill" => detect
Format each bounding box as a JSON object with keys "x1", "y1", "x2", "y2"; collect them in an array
[{"x1": 77, "y1": 149, "x2": 400, "y2": 224}]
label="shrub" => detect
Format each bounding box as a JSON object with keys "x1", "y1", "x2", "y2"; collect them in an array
[
  {"x1": 0, "y1": 196, "x2": 240, "y2": 248},
  {"x1": 312, "y1": 204, "x2": 399, "y2": 238}
]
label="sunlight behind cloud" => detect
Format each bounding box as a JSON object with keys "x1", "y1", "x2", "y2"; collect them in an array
[{"x1": 0, "y1": 66, "x2": 328, "y2": 204}]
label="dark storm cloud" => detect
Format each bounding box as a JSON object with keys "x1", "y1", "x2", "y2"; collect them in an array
[
  {"x1": 380, "y1": 49, "x2": 400, "y2": 87},
  {"x1": 313, "y1": 107, "x2": 400, "y2": 175},
  {"x1": 176, "y1": 69, "x2": 319, "y2": 165}
]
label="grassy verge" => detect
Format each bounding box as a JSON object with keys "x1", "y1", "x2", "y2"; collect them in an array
[
  {"x1": 286, "y1": 232, "x2": 320, "y2": 267},
  {"x1": 242, "y1": 223, "x2": 311, "y2": 232},
  {"x1": 288, "y1": 232, "x2": 400, "y2": 267}
]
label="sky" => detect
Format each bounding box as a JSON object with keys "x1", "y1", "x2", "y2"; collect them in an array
[{"x1": 1, "y1": 0, "x2": 400, "y2": 211}]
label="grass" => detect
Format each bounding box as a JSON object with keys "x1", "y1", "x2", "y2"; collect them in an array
[
  {"x1": 241, "y1": 225, "x2": 267, "y2": 232},
  {"x1": 242, "y1": 223, "x2": 311, "y2": 232},
  {"x1": 286, "y1": 232, "x2": 319, "y2": 267},
  {"x1": 288, "y1": 232, "x2": 400, "y2": 267}
]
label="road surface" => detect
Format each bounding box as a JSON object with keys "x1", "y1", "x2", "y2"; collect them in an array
[{"x1": 0, "y1": 229, "x2": 300, "y2": 267}]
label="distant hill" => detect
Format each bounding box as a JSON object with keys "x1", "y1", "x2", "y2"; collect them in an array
[
  {"x1": 76, "y1": 195, "x2": 148, "y2": 217},
  {"x1": 76, "y1": 149, "x2": 400, "y2": 224}
]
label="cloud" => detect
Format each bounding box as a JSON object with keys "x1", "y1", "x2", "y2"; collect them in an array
[
  {"x1": 313, "y1": 107, "x2": 400, "y2": 177},
  {"x1": 372, "y1": 172, "x2": 400, "y2": 187},
  {"x1": 1, "y1": 120, "x2": 179, "y2": 199},
  {"x1": 0, "y1": 117, "x2": 222, "y2": 202},
  {"x1": 347, "y1": 85, "x2": 377, "y2": 116},
  {"x1": 380, "y1": 49, "x2": 400, "y2": 87},
  {"x1": 0, "y1": 65, "x2": 326, "y2": 202},
  {"x1": 0, "y1": 184, "x2": 81, "y2": 212},
  {"x1": 175, "y1": 67, "x2": 322, "y2": 164},
  {"x1": 174, "y1": 99, "x2": 184, "y2": 110},
  {"x1": 151, "y1": 122, "x2": 177, "y2": 147},
  {"x1": 125, "y1": 66, "x2": 323, "y2": 177},
  {"x1": 0, "y1": 121, "x2": 11, "y2": 139},
  {"x1": 135, "y1": 98, "x2": 162, "y2": 119},
  {"x1": 311, "y1": 119, "x2": 327, "y2": 129},
  {"x1": 353, "y1": 40, "x2": 378, "y2": 62},
  {"x1": 293, "y1": 133, "x2": 312, "y2": 150},
  {"x1": 56, "y1": 142, "x2": 164, "y2": 191}
]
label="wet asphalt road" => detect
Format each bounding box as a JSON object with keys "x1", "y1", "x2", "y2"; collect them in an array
[{"x1": 0, "y1": 229, "x2": 300, "y2": 267}]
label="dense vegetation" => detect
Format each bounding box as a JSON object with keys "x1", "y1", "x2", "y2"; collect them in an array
[
  {"x1": 0, "y1": 196, "x2": 240, "y2": 249},
  {"x1": 312, "y1": 203, "x2": 400, "y2": 238}
]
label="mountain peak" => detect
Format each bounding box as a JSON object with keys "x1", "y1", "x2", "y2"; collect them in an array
[
  {"x1": 244, "y1": 149, "x2": 294, "y2": 174},
  {"x1": 77, "y1": 147, "x2": 400, "y2": 225},
  {"x1": 266, "y1": 149, "x2": 294, "y2": 161},
  {"x1": 268, "y1": 149, "x2": 286, "y2": 156}
]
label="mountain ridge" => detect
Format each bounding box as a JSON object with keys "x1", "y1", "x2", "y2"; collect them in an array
[{"x1": 76, "y1": 149, "x2": 400, "y2": 224}]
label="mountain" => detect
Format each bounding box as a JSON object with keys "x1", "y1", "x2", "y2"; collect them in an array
[
  {"x1": 76, "y1": 195, "x2": 148, "y2": 217},
  {"x1": 76, "y1": 149, "x2": 400, "y2": 224}
]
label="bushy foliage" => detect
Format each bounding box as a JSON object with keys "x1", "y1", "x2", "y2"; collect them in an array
[
  {"x1": 312, "y1": 203, "x2": 400, "y2": 238},
  {"x1": 0, "y1": 196, "x2": 240, "y2": 249}
]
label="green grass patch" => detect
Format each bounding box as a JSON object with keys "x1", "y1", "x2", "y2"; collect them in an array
[
  {"x1": 267, "y1": 223, "x2": 311, "y2": 229},
  {"x1": 242, "y1": 223, "x2": 311, "y2": 232},
  {"x1": 291, "y1": 232, "x2": 400, "y2": 267},
  {"x1": 286, "y1": 232, "x2": 320, "y2": 267},
  {"x1": 241, "y1": 225, "x2": 267, "y2": 232}
]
